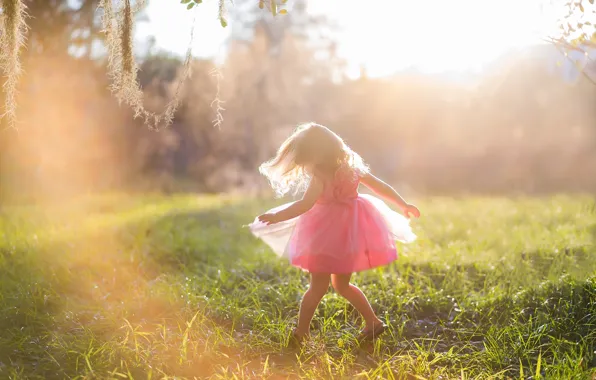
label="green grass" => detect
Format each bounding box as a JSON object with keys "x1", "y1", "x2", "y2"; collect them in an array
[{"x1": 0, "y1": 194, "x2": 594, "y2": 379}]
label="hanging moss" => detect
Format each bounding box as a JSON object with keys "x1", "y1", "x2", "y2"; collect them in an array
[
  {"x1": 99, "y1": 0, "x2": 196, "y2": 130},
  {"x1": 0, "y1": 0, "x2": 27, "y2": 129},
  {"x1": 0, "y1": 0, "x2": 229, "y2": 131},
  {"x1": 120, "y1": 0, "x2": 133, "y2": 76}
]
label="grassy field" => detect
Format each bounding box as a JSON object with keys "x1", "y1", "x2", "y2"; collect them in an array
[{"x1": 0, "y1": 194, "x2": 594, "y2": 379}]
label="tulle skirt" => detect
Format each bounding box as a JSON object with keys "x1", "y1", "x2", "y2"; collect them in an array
[{"x1": 249, "y1": 194, "x2": 416, "y2": 274}]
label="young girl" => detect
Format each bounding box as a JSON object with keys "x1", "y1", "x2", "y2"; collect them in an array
[{"x1": 249, "y1": 122, "x2": 420, "y2": 342}]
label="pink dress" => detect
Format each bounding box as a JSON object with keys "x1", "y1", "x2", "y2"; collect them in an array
[{"x1": 249, "y1": 166, "x2": 416, "y2": 274}]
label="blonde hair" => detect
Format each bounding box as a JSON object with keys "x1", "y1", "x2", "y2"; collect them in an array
[{"x1": 259, "y1": 122, "x2": 368, "y2": 197}]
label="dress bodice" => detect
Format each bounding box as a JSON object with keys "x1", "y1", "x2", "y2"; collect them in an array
[{"x1": 316, "y1": 165, "x2": 360, "y2": 204}]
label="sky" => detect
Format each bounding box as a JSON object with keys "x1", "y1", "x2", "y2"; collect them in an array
[{"x1": 135, "y1": 0, "x2": 571, "y2": 78}]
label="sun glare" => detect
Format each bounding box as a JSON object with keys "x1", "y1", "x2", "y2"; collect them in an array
[
  {"x1": 141, "y1": 0, "x2": 567, "y2": 78},
  {"x1": 309, "y1": 0, "x2": 560, "y2": 76}
]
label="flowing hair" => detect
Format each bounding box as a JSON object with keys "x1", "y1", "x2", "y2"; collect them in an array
[{"x1": 259, "y1": 122, "x2": 369, "y2": 197}]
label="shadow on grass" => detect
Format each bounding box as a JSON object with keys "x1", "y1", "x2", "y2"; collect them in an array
[{"x1": 0, "y1": 246, "x2": 70, "y2": 378}]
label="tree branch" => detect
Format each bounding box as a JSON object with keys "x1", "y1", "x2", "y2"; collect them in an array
[{"x1": 546, "y1": 37, "x2": 596, "y2": 85}]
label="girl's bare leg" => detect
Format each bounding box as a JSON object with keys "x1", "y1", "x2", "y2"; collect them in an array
[
  {"x1": 331, "y1": 273, "x2": 383, "y2": 329},
  {"x1": 295, "y1": 273, "x2": 331, "y2": 336}
]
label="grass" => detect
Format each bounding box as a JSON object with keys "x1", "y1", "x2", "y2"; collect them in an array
[{"x1": 0, "y1": 193, "x2": 594, "y2": 379}]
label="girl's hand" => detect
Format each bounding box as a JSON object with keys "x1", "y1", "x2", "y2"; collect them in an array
[
  {"x1": 403, "y1": 204, "x2": 421, "y2": 219},
  {"x1": 258, "y1": 212, "x2": 281, "y2": 225}
]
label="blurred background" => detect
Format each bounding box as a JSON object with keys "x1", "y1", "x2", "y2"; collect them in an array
[{"x1": 1, "y1": 0, "x2": 595, "y2": 202}]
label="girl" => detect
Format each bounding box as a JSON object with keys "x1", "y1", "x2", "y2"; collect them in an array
[{"x1": 249, "y1": 123, "x2": 420, "y2": 343}]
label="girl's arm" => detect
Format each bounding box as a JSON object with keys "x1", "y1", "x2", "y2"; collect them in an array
[
  {"x1": 360, "y1": 172, "x2": 420, "y2": 218},
  {"x1": 258, "y1": 178, "x2": 323, "y2": 225}
]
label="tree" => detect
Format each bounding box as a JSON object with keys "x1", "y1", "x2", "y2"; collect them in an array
[
  {"x1": 1, "y1": 0, "x2": 595, "y2": 130},
  {"x1": 24, "y1": 0, "x2": 102, "y2": 58},
  {"x1": 0, "y1": 0, "x2": 142, "y2": 201},
  {"x1": 0, "y1": 0, "x2": 289, "y2": 130},
  {"x1": 543, "y1": 0, "x2": 596, "y2": 83},
  {"x1": 1, "y1": 0, "x2": 335, "y2": 200},
  {"x1": 221, "y1": 0, "x2": 342, "y2": 173}
]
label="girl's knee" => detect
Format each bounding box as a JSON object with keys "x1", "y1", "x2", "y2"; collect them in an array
[{"x1": 331, "y1": 276, "x2": 351, "y2": 296}]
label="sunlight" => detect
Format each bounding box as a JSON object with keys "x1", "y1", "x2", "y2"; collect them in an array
[
  {"x1": 136, "y1": 0, "x2": 230, "y2": 60},
  {"x1": 310, "y1": 0, "x2": 560, "y2": 76},
  {"x1": 139, "y1": 0, "x2": 567, "y2": 77},
  {"x1": 3, "y1": 1, "x2": 596, "y2": 378}
]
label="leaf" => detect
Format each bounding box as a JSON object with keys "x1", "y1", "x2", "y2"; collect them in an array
[
  {"x1": 279, "y1": 9, "x2": 288, "y2": 14},
  {"x1": 263, "y1": 355, "x2": 270, "y2": 375},
  {"x1": 259, "y1": 0, "x2": 264, "y2": 9},
  {"x1": 181, "y1": 0, "x2": 191, "y2": 3},
  {"x1": 220, "y1": 17, "x2": 228, "y2": 27},
  {"x1": 579, "y1": 2, "x2": 584, "y2": 12},
  {"x1": 187, "y1": 2, "x2": 195, "y2": 9},
  {"x1": 535, "y1": 351, "x2": 542, "y2": 379},
  {"x1": 270, "y1": 0, "x2": 277, "y2": 16}
]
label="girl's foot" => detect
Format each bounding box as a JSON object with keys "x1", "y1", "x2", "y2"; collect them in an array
[
  {"x1": 359, "y1": 322, "x2": 387, "y2": 341},
  {"x1": 289, "y1": 329, "x2": 308, "y2": 346}
]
